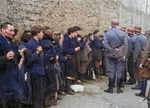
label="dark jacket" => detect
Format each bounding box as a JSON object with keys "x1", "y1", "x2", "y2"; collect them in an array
[
  {"x1": 63, "y1": 36, "x2": 76, "y2": 55},
  {"x1": 26, "y1": 38, "x2": 45, "y2": 75},
  {"x1": 40, "y1": 35, "x2": 58, "y2": 91},
  {"x1": 0, "y1": 34, "x2": 22, "y2": 106},
  {"x1": 91, "y1": 38, "x2": 103, "y2": 61},
  {"x1": 63, "y1": 36, "x2": 76, "y2": 77}
]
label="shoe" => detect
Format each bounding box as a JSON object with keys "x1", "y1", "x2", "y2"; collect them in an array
[
  {"x1": 117, "y1": 87, "x2": 123, "y2": 93},
  {"x1": 43, "y1": 95, "x2": 52, "y2": 107},
  {"x1": 65, "y1": 79, "x2": 75, "y2": 95},
  {"x1": 104, "y1": 88, "x2": 113, "y2": 93},
  {"x1": 58, "y1": 91, "x2": 67, "y2": 95},
  {"x1": 135, "y1": 93, "x2": 145, "y2": 98},
  {"x1": 125, "y1": 81, "x2": 135, "y2": 85},
  {"x1": 117, "y1": 78, "x2": 123, "y2": 93},
  {"x1": 76, "y1": 80, "x2": 83, "y2": 85},
  {"x1": 132, "y1": 82, "x2": 142, "y2": 90},
  {"x1": 125, "y1": 78, "x2": 136, "y2": 85},
  {"x1": 53, "y1": 99, "x2": 58, "y2": 106}
]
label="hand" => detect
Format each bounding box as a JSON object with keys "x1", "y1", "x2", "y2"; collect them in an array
[
  {"x1": 19, "y1": 48, "x2": 27, "y2": 56},
  {"x1": 139, "y1": 64, "x2": 143, "y2": 69},
  {"x1": 65, "y1": 56, "x2": 67, "y2": 60},
  {"x1": 100, "y1": 61, "x2": 102, "y2": 66},
  {"x1": 36, "y1": 46, "x2": 42, "y2": 54},
  {"x1": 56, "y1": 55, "x2": 59, "y2": 61},
  {"x1": 50, "y1": 57, "x2": 53, "y2": 60},
  {"x1": 78, "y1": 47, "x2": 80, "y2": 50},
  {"x1": 7, "y1": 50, "x2": 14, "y2": 60},
  {"x1": 75, "y1": 47, "x2": 80, "y2": 51}
]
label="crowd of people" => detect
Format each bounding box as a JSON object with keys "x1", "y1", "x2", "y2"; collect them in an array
[{"x1": 0, "y1": 19, "x2": 150, "y2": 108}]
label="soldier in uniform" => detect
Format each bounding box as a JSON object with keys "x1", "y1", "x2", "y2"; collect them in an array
[
  {"x1": 135, "y1": 30, "x2": 150, "y2": 98},
  {"x1": 125, "y1": 28, "x2": 136, "y2": 85},
  {"x1": 132, "y1": 26, "x2": 147, "y2": 90},
  {"x1": 103, "y1": 19, "x2": 127, "y2": 93},
  {"x1": 119, "y1": 26, "x2": 129, "y2": 84}
]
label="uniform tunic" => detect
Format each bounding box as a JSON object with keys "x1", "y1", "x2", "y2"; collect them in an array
[
  {"x1": 104, "y1": 28, "x2": 127, "y2": 78},
  {"x1": 133, "y1": 34, "x2": 146, "y2": 82}
]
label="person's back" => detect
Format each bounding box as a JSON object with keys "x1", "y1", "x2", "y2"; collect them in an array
[
  {"x1": 104, "y1": 28, "x2": 126, "y2": 50},
  {"x1": 103, "y1": 19, "x2": 126, "y2": 94}
]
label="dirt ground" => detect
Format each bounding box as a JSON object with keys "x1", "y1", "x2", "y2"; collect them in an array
[{"x1": 50, "y1": 76, "x2": 148, "y2": 108}]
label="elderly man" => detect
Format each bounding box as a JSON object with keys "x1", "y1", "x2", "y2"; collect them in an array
[
  {"x1": 0, "y1": 22, "x2": 22, "y2": 107},
  {"x1": 103, "y1": 19, "x2": 127, "y2": 93}
]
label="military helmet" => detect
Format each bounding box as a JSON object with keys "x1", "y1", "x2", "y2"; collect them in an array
[
  {"x1": 121, "y1": 26, "x2": 126, "y2": 31},
  {"x1": 134, "y1": 26, "x2": 141, "y2": 32},
  {"x1": 127, "y1": 28, "x2": 135, "y2": 35}
]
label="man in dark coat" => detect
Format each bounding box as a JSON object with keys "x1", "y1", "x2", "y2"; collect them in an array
[
  {"x1": 63, "y1": 27, "x2": 80, "y2": 95},
  {"x1": 132, "y1": 26, "x2": 146, "y2": 90},
  {"x1": 103, "y1": 19, "x2": 127, "y2": 94},
  {"x1": 26, "y1": 25, "x2": 45, "y2": 108},
  {"x1": 0, "y1": 22, "x2": 22, "y2": 108}
]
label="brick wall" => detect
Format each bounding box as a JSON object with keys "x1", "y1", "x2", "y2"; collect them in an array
[{"x1": 0, "y1": 0, "x2": 150, "y2": 35}]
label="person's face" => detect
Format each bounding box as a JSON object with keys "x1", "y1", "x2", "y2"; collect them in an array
[
  {"x1": 38, "y1": 31, "x2": 44, "y2": 40},
  {"x1": 71, "y1": 32, "x2": 76, "y2": 38},
  {"x1": 13, "y1": 32, "x2": 20, "y2": 41},
  {"x1": 59, "y1": 39, "x2": 63, "y2": 46},
  {"x1": 77, "y1": 30, "x2": 82, "y2": 35},
  {"x1": 90, "y1": 35, "x2": 94, "y2": 40},
  {"x1": 99, "y1": 37, "x2": 103, "y2": 40},
  {"x1": 1, "y1": 25, "x2": 14, "y2": 39},
  {"x1": 95, "y1": 33, "x2": 99, "y2": 38}
]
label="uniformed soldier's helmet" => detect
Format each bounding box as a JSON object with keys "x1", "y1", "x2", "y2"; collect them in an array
[
  {"x1": 127, "y1": 28, "x2": 135, "y2": 34},
  {"x1": 121, "y1": 26, "x2": 126, "y2": 31},
  {"x1": 134, "y1": 26, "x2": 141, "y2": 33}
]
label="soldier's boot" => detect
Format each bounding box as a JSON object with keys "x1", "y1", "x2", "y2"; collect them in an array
[
  {"x1": 104, "y1": 78, "x2": 114, "y2": 93},
  {"x1": 135, "y1": 79, "x2": 147, "y2": 98},
  {"x1": 108, "y1": 78, "x2": 115, "y2": 88},
  {"x1": 65, "y1": 79, "x2": 75, "y2": 95},
  {"x1": 131, "y1": 81, "x2": 142, "y2": 90},
  {"x1": 117, "y1": 78, "x2": 123, "y2": 94}
]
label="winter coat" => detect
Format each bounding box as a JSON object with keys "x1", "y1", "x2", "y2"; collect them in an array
[{"x1": 140, "y1": 37, "x2": 150, "y2": 79}]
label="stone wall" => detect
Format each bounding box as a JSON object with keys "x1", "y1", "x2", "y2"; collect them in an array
[{"x1": 0, "y1": 0, "x2": 150, "y2": 35}]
